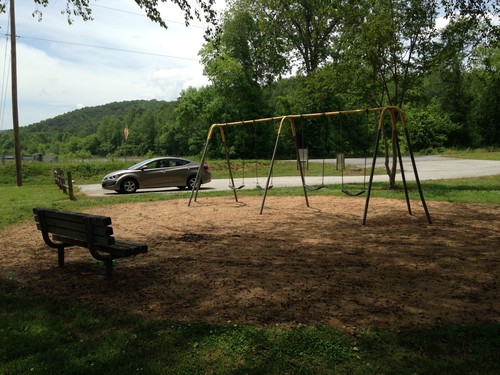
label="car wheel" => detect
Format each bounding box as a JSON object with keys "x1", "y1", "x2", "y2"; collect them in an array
[
  {"x1": 120, "y1": 178, "x2": 138, "y2": 193},
  {"x1": 187, "y1": 175, "x2": 199, "y2": 189}
]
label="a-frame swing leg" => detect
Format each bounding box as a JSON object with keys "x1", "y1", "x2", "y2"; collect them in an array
[
  {"x1": 404, "y1": 126, "x2": 432, "y2": 224},
  {"x1": 259, "y1": 133, "x2": 280, "y2": 214},
  {"x1": 363, "y1": 128, "x2": 382, "y2": 225},
  {"x1": 220, "y1": 128, "x2": 240, "y2": 202},
  {"x1": 292, "y1": 119, "x2": 310, "y2": 208},
  {"x1": 188, "y1": 128, "x2": 212, "y2": 206},
  {"x1": 260, "y1": 118, "x2": 309, "y2": 214},
  {"x1": 393, "y1": 125, "x2": 413, "y2": 216},
  {"x1": 363, "y1": 109, "x2": 432, "y2": 225}
]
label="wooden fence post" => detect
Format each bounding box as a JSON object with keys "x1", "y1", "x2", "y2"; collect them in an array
[{"x1": 67, "y1": 171, "x2": 76, "y2": 201}]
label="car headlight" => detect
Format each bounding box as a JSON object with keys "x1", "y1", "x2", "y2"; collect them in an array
[{"x1": 105, "y1": 173, "x2": 123, "y2": 181}]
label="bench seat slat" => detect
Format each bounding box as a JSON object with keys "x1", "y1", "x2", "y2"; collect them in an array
[
  {"x1": 50, "y1": 229, "x2": 114, "y2": 247},
  {"x1": 52, "y1": 235, "x2": 146, "y2": 257},
  {"x1": 34, "y1": 216, "x2": 113, "y2": 236},
  {"x1": 98, "y1": 240, "x2": 148, "y2": 257},
  {"x1": 35, "y1": 208, "x2": 112, "y2": 226}
]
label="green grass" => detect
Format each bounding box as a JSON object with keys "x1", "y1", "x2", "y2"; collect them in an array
[
  {"x1": 1, "y1": 281, "x2": 499, "y2": 374},
  {"x1": 0, "y1": 156, "x2": 499, "y2": 374},
  {"x1": 208, "y1": 159, "x2": 378, "y2": 180},
  {"x1": 0, "y1": 166, "x2": 499, "y2": 231},
  {"x1": 441, "y1": 147, "x2": 500, "y2": 160}
]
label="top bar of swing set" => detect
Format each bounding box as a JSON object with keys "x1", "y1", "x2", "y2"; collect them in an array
[
  {"x1": 188, "y1": 106, "x2": 431, "y2": 224},
  {"x1": 199, "y1": 107, "x2": 392, "y2": 139}
]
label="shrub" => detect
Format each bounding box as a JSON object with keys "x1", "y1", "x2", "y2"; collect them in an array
[{"x1": 405, "y1": 99, "x2": 460, "y2": 151}]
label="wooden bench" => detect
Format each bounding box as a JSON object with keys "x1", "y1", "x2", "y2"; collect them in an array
[{"x1": 33, "y1": 208, "x2": 148, "y2": 279}]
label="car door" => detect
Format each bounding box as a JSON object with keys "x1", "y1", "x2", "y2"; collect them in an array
[
  {"x1": 139, "y1": 159, "x2": 170, "y2": 188},
  {"x1": 161, "y1": 158, "x2": 190, "y2": 186}
]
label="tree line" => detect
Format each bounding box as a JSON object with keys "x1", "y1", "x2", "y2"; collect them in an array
[{"x1": 0, "y1": 0, "x2": 498, "y2": 161}]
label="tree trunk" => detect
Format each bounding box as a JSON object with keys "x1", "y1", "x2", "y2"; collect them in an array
[{"x1": 383, "y1": 127, "x2": 399, "y2": 189}]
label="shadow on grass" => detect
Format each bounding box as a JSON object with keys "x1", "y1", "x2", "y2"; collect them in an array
[{"x1": 1, "y1": 279, "x2": 498, "y2": 374}]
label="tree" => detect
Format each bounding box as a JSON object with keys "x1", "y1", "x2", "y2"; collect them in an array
[
  {"x1": 241, "y1": 0, "x2": 340, "y2": 75},
  {"x1": 466, "y1": 44, "x2": 500, "y2": 147},
  {"x1": 174, "y1": 86, "x2": 218, "y2": 156},
  {"x1": 404, "y1": 98, "x2": 459, "y2": 151},
  {"x1": 130, "y1": 109, "x2": 158, "y2": 154},
  {"x1": 335, "y1": 0, "x2": 498, "y2": 187},
  {"x1": 96, "y1": 116, "x2": 123, "y2": 156},
  {"x1": 201, "y1": 4, "x2": 271, "y2": 116},
  {"x1": 2, "y1": 0, "x2": 219, "y2": 37}
]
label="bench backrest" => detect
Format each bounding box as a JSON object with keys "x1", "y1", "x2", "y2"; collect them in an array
[{"x1": 33, "y1": 208, "x2": 115, "y2": 247}]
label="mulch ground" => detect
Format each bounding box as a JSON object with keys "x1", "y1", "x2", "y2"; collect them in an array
[{"x1": 1, "y1": 196, "x2": 498, "y2": 330}]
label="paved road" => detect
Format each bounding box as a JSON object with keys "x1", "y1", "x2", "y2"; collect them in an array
[{"x1": 78, "y1": 156, "x2": 500, "y2": 197}]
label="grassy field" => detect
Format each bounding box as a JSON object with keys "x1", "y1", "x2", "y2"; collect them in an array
[
  {"x1": 441, "y1": 148, "x2": 500, "y2": 160},
  {"x1": 1, "y1": 152, "x2": 499, "y2": 374}
]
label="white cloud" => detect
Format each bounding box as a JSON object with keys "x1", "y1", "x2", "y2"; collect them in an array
[
  {"x1": 435, "y1": 15, "x2": 450, "y2": 30},
  {"x1": 0, "y1": 0, "x2": 220, "y2": 129}
]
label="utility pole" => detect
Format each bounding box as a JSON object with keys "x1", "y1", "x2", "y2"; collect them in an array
[{"x1": 10, "y1": 0, "x2": 22, "y2": 186}]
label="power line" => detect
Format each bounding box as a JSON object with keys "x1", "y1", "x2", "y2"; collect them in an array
[
  {"x1": 6, "y1": 34, "x2": 199, "y2": 61},
  {"x1": 0, "y1": 2, "x2": 207, "y2": 63}
]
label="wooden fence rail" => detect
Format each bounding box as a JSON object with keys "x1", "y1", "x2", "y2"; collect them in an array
[{"x1": 53, "y1": 168, "x2": 76, "y2": 200}]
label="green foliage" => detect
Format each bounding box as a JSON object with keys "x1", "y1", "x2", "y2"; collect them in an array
[
  {"x1": 0, "y1": 161, "x2": 55, "y2": 185},
  {"x1": 0, "y1": 160, "x2": 132, "y2": 187},
  {"x1": 404, "y1": 99, "x2": 459, "y2": 150},
  {"x1": 1, "y1": 3, "x2": 499, "y2": 161}
]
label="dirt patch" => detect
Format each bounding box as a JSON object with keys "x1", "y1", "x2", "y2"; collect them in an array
[{"x1": 1, "y1": 196, "x2": 498, "y2": 329}]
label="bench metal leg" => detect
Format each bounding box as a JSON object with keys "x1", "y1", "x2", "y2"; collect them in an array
[
  {"x1": 57, "y1": 246, "x2": 65, "y2": 267},
  {"x1": 105, "y1": 259, "x2": 113, "y2": 279}
]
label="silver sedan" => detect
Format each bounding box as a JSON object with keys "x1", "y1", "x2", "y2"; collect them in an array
[{"x1": 101, "y1": 157, "x2": 211, "y2": 193}]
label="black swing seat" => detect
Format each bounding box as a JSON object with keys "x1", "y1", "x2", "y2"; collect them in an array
[
  {"x1": 256, "y1": 183, "x2": 273, "y2": 191},
  {"x1": 229, "y1": 183, "x2": 245, "y2": 190},
  {"x1": 305, "y1": 184, "x2": 325, "y2": 191},
  {"x1": 341, "y1": 188, "x2": 366, "y2": 197}
]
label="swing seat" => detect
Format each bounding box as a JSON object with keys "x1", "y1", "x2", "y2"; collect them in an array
[
  {"x1": 229, "y1": 183, "x2": 245, "y2": 190},
  {"x1": 341, "y1": 188, "x2": 365, "y2": 197},
  {"x1": 256, "y1": 183, "x2": 273, "y2": 191},
  {"x1": 305, "y1": 184, "x2": 325, "y2": 191}
]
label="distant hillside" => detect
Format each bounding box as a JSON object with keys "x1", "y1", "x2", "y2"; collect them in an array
[{"x1": 24, "y1": 99, "x2": 176, "y2": 137}]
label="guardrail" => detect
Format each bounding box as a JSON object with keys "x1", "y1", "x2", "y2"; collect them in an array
[
  {"x1": 1, "y1": 154, "x2": 59, "y2": 163},
  {"x1": 53, "y1": 168, "x2": 76, "y2": 201}
]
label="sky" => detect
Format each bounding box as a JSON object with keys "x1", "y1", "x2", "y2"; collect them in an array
[{"x1": 0, "y1": 0, "x2": 224, "y2": 130}]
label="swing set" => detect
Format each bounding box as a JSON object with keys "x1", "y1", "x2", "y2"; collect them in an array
[
  {"x1": 338, "y1": 112, "x2": 369, "y2": 196},
  {"x1": 298, "y1": 116, "x2": 327, "y2": 191},
  {"x1": 297, "y1": 113, "x2": 370, "y2": 195},
  {"x1": 222, "y1": 122, "x2": 274, "y2": 192},
  {"x1": 188, "y1": 106, "x2": 432, "y2": 225}
]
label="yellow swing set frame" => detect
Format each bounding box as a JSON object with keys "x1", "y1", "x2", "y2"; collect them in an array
[{"x1": 188, "y1": 106, "x2": 432, "y2": 225}]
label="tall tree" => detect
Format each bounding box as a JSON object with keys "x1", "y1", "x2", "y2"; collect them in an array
[
  {"x1": 338, "y1": 0, "x2": 442, "y2": 108},
  {"x1": 335, "y1": 0, "x2": 498, "y2": 187},
  {"x1": 244, "y1": 0, "x2": 340, "y2": 75},
  {"x1": 200, "y1": 5, "x2": 270, "y2": 119}
]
